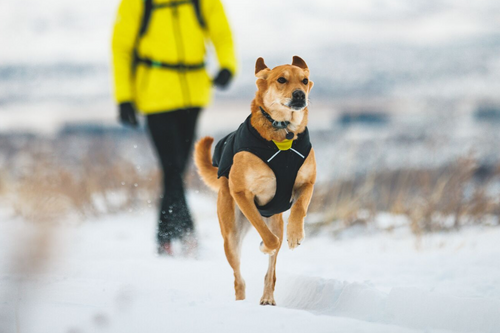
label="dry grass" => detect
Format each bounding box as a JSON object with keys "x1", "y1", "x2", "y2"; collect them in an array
[
  {"x1": 8, "y1": 155, "x2": 161, "y2": 222},
  {"x1": 0, "y1": 132, "x2": 161, "y2": 223},
  {"x1": 309, "y1": 157, "x2": 500, "y2": 234},
  {"x1": 0, "y1": 131, "x2": 498, "y2": 235}
]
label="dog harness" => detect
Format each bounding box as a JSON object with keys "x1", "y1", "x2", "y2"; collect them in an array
[{"x1": 212, "y1": 115, "x2": 312, "y2": 217}]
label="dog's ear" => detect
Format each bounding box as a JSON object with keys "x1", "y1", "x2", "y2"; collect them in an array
[
  {"x1": 255, "y1": 57, "x2": 270, "y2": 79},
  {"x1": 292, "y1": 56, "x2": 308, "y2": 70},
  {"x1": 255, "y1": 57, "x2": 268, "y2": 74}
]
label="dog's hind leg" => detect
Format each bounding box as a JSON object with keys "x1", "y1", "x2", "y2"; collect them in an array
[
  {"x1": 218, "y1": 179, "x2": 247, "y2": 300},
  {"x1": 260, "y1": 213, "x2": 284, "y2": 306}
]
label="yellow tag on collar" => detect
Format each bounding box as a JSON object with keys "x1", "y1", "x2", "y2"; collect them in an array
[{"x1": 272, "y1": 139, "x2": 293, "y2": 151}]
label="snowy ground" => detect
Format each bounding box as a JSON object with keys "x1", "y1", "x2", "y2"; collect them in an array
[{"x1": 1, "y1": 193, "x2": 499, "y2": 333}]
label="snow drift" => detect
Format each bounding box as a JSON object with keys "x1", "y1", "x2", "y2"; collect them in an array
[{"x1": 280, "y1": 275, "x2": 500, "y2": 332}]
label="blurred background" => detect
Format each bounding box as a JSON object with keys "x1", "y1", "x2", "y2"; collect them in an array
[
  {"x1": 1, "y1": 0, "x2": 499, "y2": 231},
  {"x1": 2, "y1": 0, "x2": 500, "y2": 332}
]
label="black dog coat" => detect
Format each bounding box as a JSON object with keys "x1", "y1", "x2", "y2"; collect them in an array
[{"x1": 212, "y1": 115, "x2": 312, "y2": 217}]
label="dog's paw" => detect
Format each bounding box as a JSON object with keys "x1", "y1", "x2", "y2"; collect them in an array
[
  {"x1": 259, "y1": 241, "x2": 277, "y2": 256},
  {"x1": 260, "y1": 297, "x2": 276, "y2": 306},
  {"x1": 287, "y1": 224, "x2": 305, "y2": 250}
]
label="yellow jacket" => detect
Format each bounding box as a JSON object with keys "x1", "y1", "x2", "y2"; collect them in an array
[{"x1": 112, "y1": 0, "x2": 237, "y2": 114}]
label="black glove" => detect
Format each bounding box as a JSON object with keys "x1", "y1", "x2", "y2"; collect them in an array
[
  {"x1": 118, "y1": 102, "x2": 139, "y2": 127},
  {"x1": 213, "y1": 68, "x2": 233, "y2": 89}
]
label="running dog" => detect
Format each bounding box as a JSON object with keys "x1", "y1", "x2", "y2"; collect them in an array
[{"x1": 194, "y1": 56, "x2": 316, "y2": 305}]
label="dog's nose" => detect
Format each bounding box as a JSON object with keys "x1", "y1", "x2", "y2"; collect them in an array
[{"x1": 292, "y1": 90, "x2": 305, "y2": 100}]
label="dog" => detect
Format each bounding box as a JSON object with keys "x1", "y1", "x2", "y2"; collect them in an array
[{"x1": 194, "y1": 56, "x2": 316, "y2": 305}]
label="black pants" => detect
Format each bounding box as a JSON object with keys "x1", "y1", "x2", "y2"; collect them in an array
[{"x1": 146, "y1": 108, "x2": 201, "y2": 244}]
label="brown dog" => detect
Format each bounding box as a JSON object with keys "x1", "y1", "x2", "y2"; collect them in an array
[{"x1": 194, "y1": 56, "x2": 316, "y2": 305}]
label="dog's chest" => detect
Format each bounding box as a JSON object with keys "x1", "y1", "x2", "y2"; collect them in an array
[{"x1": 217, "y1": 116, "x2": 312, "y2": 216}]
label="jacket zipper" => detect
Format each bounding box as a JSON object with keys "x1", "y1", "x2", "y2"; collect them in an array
[{"x1": 171, "y1": 5, "x2": 192, "y2": 107}]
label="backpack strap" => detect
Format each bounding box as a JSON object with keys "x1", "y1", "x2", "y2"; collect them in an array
[
  {"x1": 139, "y1": 0, "x2": 154, "y2": 37},
  {"x1": 139, "y1": 0, "x2": 205, "y2": 37},
  {"x1": 192, "y1": 0, "x2": 206, "y2": 29},
  {"x1": 133, "y1": 0, "x2": 206, "y2": 71}
]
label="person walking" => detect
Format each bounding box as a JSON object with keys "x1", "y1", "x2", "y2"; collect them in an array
[{"x1": 111, "y1": 0, "x2": 237, "y2": 255}]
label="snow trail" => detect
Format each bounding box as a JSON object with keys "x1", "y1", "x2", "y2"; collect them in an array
[
  {"x1": 280, "y1": 275, "x2": 500, "y2": 333},
  {"x1": 1, "y1": 193, "x2": 500, "y2": 332}
]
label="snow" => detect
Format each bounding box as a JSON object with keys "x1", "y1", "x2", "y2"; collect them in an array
[
  {"x1": 2, "y1": 0, "x2": 499, "y2": 64},
  {"x1": 1, "y1": 0, "x2": 499, "y2": 331},
  {"x1": 1, "y1": 193, "x2": 499, "y2": 333},
  {"x1": 2, "y1": 0, "x2": 500, "y2": 130}
]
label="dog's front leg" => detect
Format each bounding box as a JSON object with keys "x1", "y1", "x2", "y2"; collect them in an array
[
  {"x1": 231, "y1": 190, "x2": 280, "y2": 255},
  {"x1": 287, "y1": 182, "x2": 314, "y2": 249},
  {"x1": 287, "y1": 149, "x2": 316, "y2": 249}
]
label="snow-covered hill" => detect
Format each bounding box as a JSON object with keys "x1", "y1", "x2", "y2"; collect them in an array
[
  {"x1": 1, "y1": 0, "x2": 500, "y2": 112},
  {"x1": 1, "y1": 193, "x2": 499, "y2": 333}
]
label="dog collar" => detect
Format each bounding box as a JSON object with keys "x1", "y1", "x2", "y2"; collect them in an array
[{"x1": 259, "y1": 106, "x2": 294, "y2": 140}]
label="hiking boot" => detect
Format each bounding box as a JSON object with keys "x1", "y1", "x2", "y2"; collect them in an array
[{"x1": 157, "y1": 242, "x2": 173, "y2": 256}]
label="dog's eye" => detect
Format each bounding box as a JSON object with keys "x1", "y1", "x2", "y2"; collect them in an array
[
  {"x1": 277, "y1": 77, "x2": 287, "y2": 84},
  {"x1": 302, "y1": 78, "x2": 309, "y2": 85}
]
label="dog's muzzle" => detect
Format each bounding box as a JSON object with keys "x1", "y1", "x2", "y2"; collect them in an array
[
  {"x1": 272, "y1": 120, "x2": 289, "y2": 129},
  {"x1": 288, "y1": 90, "x2": 307, "y2": 110}
]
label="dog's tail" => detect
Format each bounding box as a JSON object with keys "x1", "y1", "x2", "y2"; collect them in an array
[{"x1": 194, "y1": 137, "x2": 220, "y2": 192}]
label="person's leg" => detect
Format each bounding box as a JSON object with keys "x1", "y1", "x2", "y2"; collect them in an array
[
  {"x1": 176, "y1": 108, "x2": 202, "y2": 254},
  {"x1": 146, "y1": 108, "x2": 201, "y2": 250},
  {"x1": 177, "y1": 108, "x2": 202, "y2": 168}
]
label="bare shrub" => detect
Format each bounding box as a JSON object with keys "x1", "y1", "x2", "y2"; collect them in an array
[
  {"x1": 310, "y1": 157, "x2": 500, "y2": 234},
  {"x1": 1, "y1": 129, "x2": 498, "y2": 235},
  {"x1": 1, "y1": 130, "x2": 161, "y2": 223}
]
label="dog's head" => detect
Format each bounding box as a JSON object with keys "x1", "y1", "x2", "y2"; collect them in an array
[{"x1": 255, "y1": 56, "x2": 314, "y2": 113}]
